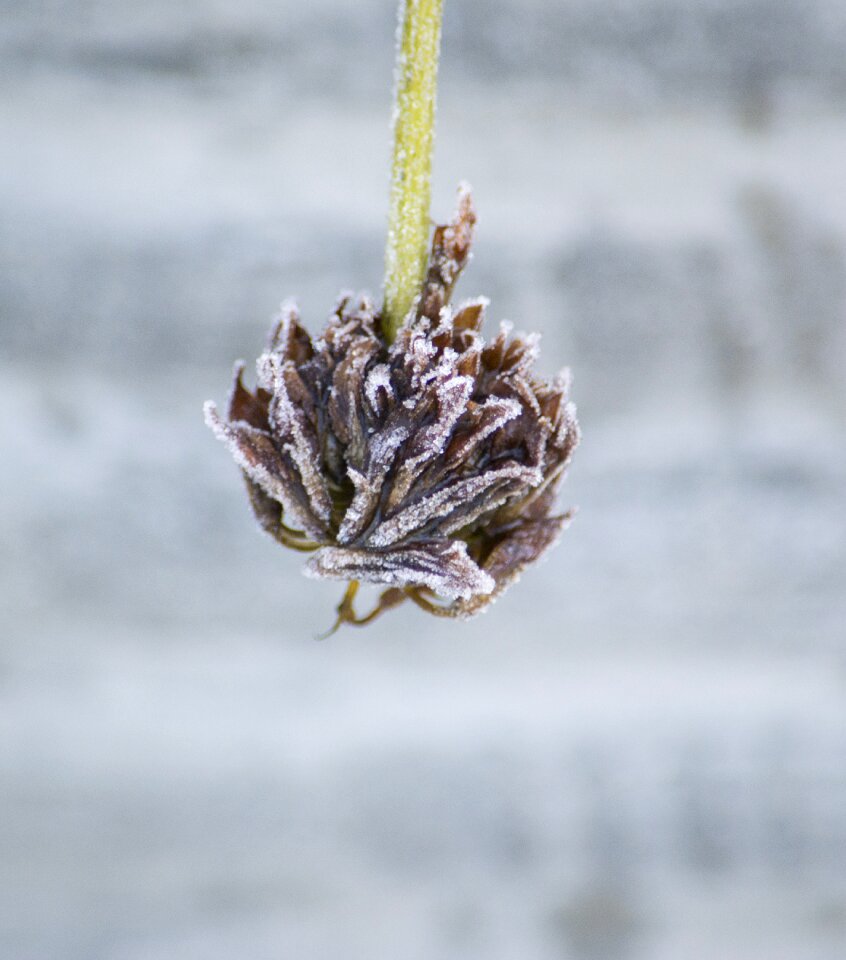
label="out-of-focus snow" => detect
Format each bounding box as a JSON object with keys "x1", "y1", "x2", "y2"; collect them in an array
[{"x1": 1, "y1": 1, "x2": 845, "y2": 958}]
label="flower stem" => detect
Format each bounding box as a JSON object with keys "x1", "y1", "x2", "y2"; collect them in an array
[{"x1": 382, "y1": 0, "x2": 445, "y2": 343}]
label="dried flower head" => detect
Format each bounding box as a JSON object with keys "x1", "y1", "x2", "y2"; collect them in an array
[{"x1": 205, "y1": 187, "x2": 579, "y2": 630}]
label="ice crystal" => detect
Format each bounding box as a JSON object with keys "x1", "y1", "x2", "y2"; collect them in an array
[{"x1": 205, "y1": 186, "x2": 580, "y2": 630}]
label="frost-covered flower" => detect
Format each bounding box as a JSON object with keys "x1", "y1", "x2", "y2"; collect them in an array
[{"x1": 204, "y1": 187, "x2": 579, "y2": 628}]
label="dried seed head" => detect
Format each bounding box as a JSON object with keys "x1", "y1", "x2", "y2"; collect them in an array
[{"x1": 205, "y1": 186, "x2": 579, "y2": 629}]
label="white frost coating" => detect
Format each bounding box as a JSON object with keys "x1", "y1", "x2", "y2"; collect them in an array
[
  {"x1": 442, "y1": 396, "x2": 522, "y2": 465},
  {"x1": 203, "y1": 401, "x2": 327, "y2": 541},
  {"x1": 260, "y1": 355, "x2": 333, "y2": 524},
  {"x1": 455, "y1": 295, "x2": 490, "y2": 315},
  {"x1": 432, "y1": 308, "x2": 457, "y2": 340},
  {"x1": 557, "y1": 400, "x2": 581, "y2": 454},
  {"x1": 473, "y1": 396, "x2": 522, "y2": 442},
  {"x1": 438, "y1": 465, "x2": 541, "y2": 537},
  {"x1": 255, "y1": 350, "x2": 276, "y2": 395},
  {"x1": 364, "y1": 363, "x2": 393, "y2": 416},
  {"x1": 335, "y1": 468, "x2": 373, "y2": 546},
  {"x1": 336, "y1": 423, "x2": 411, "y2": 545},
  {"x1": 369, "y1": 422, "x2": 412, "y2": 467},
  {"x1": 517, "y1": 331, "x2": 541, "y2": 369},
  {"x1": 336, "y1": 342, "x2": 378, "y2": 420},
  {"x1": 367, "y1": 462, "x2": 542, "y2": 549},
  {"x1": 267, "y1": 299, "x2": 300, "y2": 351},
  {"x1": 428, "y1": 347, "x2": 460, "y2": 386},
  {"x1": 280, "y1": 434, "x2": 333, "y2": 524},
  {"x1": 225, "y1": 360, "x2": 248, "y2": 414},
  {"x1": 332, "y1": 290, "x2": 355, "y2": 313},
  {"x1": 388, "y1": 371, "x2": 474, "y2": 508},
  {"x1": 405, "y1": 332, "x2": 437, "y2": 385},
  {"x1": 305, "y1": 540, "x2": 494, "y2": 600},
  {"x1": 553, "y1": 367, "x2": 573, "y2": 396},
  {"x1": 510, "y1": 373, "x2": 542, "y2": 419},
  {"x1": 335, "y1": 465, "x2": 372, "y2": 546}
]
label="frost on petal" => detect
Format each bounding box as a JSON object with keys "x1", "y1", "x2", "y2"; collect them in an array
[
  {"x1": 452, "y1": 297, "x2": 488, "y2": 334},
  {"x1": 336, "y1": 422, "x2": 410, "y2": 545},
  {"x1": 363, "y1": 363, "x2": 393, "y2": 421},
  {"x1": 267, "y1": 300, "x2": 314, "y2": 365},
  {"x1": 261, "y1": 353, "x2": 333, "y2": 525},
  {"x1": 440, "y1": 395, "x2": 522, "y2": 470},
  {"x1": 241, "y1": 475, "x2": 288, "y2": 544},
  {"x1": 437, "y1": 464, "x2": 545, "y2": 537},
  {"x1": 338, "y1": 404, "x2": 413, "y2": 529},
  {"x1": 227, "y1": 362, "x2": 270, "y2": 430},
  {"x1": 486, "y1": 514, "x2": 569, "y2": 586},
  {"x1": 386, "y1": 370, "x2": 474, "y2": 510},
  {"x1": 453, "y1": 510, "x2": 574, "y2": 617},
  {"x1": 327, "y1": 338, "x2": 381, "y2": 470},
  {"x1": 392, "y1": 322, "x2": 438, "y2": 395},
  {"x1": 305, "y1": 539, "x2": 494, "y2": 601},
  {"x1": 480, "y1": 321, "x2": 514, "y2": 372},
  {"x1": 498, "y1": 331, "x2": 541, "y2": 376},
  {"x1": 418, "y1": 184, "x2": 477, "y2": 323},
  {"x1": 204, "y1": 401, "x2": 327, "y2": 541},
  {"x1": 368, "y1": 462, "x2": 541, "y2": 548}
]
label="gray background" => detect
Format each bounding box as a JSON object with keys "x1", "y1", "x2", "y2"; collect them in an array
[{"x1": 2, "y1": 0, "x2": 846, "y2": 958}]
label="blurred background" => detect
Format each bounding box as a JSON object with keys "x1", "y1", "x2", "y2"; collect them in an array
[{"x1": 2, "y1": 0, "x2": 845, "y2": 957}]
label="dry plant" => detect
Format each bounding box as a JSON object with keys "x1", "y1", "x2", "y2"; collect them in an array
[{"x1": 205, "y1": 0, "x2": 579, "y2": 630}]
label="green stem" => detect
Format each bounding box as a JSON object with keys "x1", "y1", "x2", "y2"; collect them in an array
[{"x1": 382, "y1": 0, "x2": 445, "y2": 343}]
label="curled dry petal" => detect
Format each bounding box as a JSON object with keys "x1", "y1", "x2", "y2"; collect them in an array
[
  {"x1": 205, "y1": 186, "x2": 579, "y2": 628},
  {"x1": 306, "y1": 540, "x2": 495, "y2": 601}
]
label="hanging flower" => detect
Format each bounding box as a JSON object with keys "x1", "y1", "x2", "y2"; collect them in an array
[{"x1": 204, "y1": 187, "x2": 579, "y2": 629}]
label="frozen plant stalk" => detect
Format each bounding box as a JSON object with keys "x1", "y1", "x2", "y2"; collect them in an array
[{"x1": 204, "y1": 4, "x2": 580, "y2": 631}]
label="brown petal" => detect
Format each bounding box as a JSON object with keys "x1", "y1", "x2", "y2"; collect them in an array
[
  {"x1": 335, "y1": 422, "x2": 410, "y2": 545},
  {"x1": 385, "y1": 370, "x2": 474, "y2": 511},
  {"x1": 417, "y1": 185, "x2": 477, "y2": 321},
  {"x1": 227, "y1": 362, "x2": 270, "y2": 430},
  {"x1": 368, "y1": 462, "x2": 541, "y2": 548},
  {"x1": 482, "y1": 514, "x2": 570, "y2": 587},
  {"x1": 204, "y1": 401, "x2": 328, "y2": 541},
  {"x1": 452, "y1": 298, "x2": 487, "y2": 334},
  {"x1": 259, "y1": 354, "x2": 334, "y2": 525},
  {"x1": 327, "y1": 337, "x2": 380, "y2": 468},
  {"x1": 441, "y1": 395, "x2": 522, "y2": 470},
  {"x1": 305, "y1": 539, "x2": 494, "y2": 601},
  {"x1": 267, "y1": 302, "x2": 314, "y2": 364}
]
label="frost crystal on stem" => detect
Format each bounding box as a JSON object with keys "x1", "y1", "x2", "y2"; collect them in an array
[{"x1": 205, "y1": 188, "x2": 580, "y2": 630}]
